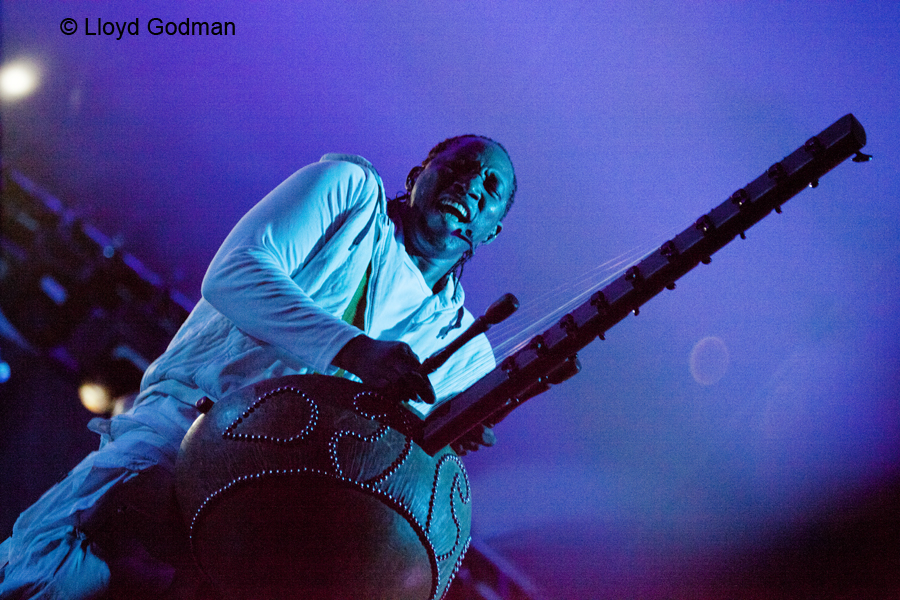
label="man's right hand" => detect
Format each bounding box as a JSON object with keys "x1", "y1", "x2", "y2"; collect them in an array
[{"x1": 332, "y1": 335, "x2": 436, "y2": 404}]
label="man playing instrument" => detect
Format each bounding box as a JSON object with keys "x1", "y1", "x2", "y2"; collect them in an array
[{"x1": 0, "y1": 135, "x2": 517, "y2": 599}]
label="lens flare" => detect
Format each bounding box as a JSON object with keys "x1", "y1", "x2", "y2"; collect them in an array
[{"x1": 690, "y1": 336, "x2": 730, "y2": 385}]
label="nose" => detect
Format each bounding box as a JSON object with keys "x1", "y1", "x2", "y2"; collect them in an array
[{"x1": 456, "y1": 174, "x2": 486, "y2": 208}]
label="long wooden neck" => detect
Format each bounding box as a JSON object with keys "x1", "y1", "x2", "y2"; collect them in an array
[{"x1": 418, "y1": 113, "x2": 868, "y2": 456}]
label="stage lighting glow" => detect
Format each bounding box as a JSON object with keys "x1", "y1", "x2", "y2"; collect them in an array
[
  {"x1": 0, "y1": 361, "x2": 10, "y2": 383},
  {"x1": 690, "y1": 336, "x2": 730, "y2": 385},
  {"x1": 79, "y1": 382, "x2": 115, "y2": 415},
  {"x1": 0, "y1": 60, "x2": 40, "y2": 101}
]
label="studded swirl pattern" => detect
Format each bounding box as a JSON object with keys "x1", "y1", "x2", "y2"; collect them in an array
[
  {"x1": 351, "y1": 390, "x2": 390, "y2": 420},
  {"x1": 221, "y1": 386, "x2": 318, "y2": 444},
  {"x1": 328, "y1": 423, "x2": 414, "y2": 486},
  {"x1": 438, "y1": 537, "x2": 471, "y2": 600},
  {"x1": 367, "y1": 436, "x2": 413, "y2": 486},
  {"x1": 426, "y1": 454, "x2": 471, "y2": 565},
  {"x1": 325, "y1": 391, "x2": 414, "y2": 485}
]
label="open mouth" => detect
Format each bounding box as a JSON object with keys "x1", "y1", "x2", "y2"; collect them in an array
[{"x1": 437, "y1": 198, "x2": 471, "y2": 222}]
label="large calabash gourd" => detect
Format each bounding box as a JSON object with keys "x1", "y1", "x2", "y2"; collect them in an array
[{"x1": 176, "y1": 374, "x2": 471, "y2": 600}]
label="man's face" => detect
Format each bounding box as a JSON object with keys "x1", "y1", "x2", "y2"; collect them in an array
[{"x1": 406, "y1": 137, "x2": 515, "y2": 263}]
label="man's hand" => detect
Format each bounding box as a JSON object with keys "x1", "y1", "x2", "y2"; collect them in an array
[
  {"x1": 451, "y1": 424, "x2": 496, "y2": 456},
  {"x1": 333, "y1": 335, "x2": 436, "y2": 404}
]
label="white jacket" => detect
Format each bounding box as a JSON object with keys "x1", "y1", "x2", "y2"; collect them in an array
[{"x1": 141, "y1": 154, "x2": 494, "y2": 416}]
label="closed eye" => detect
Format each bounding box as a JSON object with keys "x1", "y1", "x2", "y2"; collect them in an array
[{"x1": 484, "y1": 172, "x2": 501, "y2": 197}]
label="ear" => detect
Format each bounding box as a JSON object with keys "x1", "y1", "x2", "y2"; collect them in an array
[
  {"x1": 405, "y1": 166, "x2": 424, "y2": 192},
  {"x1": 483, "y1": 223, "x2": 502, "y2": 244}
]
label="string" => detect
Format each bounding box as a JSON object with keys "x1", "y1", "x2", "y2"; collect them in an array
[
  {"x1": 432, "y1": 229, "x2": 672, "y2": 398},
  {"x1": 432, "y1": 225, "x2": 680, "y2": 400},
  {"x1": 489, "y1": 240, "x2": 656, "y2": 356}
]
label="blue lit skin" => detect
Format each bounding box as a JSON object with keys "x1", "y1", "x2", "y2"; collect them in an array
[{"x1": 401, "y1": 137, "x2": 514, "y2": 289}]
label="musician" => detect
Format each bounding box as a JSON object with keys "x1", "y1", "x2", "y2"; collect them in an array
[{"x1": 0, "y1": 135, "x2": 516, "y2": 599}]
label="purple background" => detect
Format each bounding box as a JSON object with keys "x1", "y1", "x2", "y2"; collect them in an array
[{"x1": 3, "y1": 2, "x2": 899, "y2": 597}]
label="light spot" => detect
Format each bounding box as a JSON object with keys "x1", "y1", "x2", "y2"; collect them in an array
[
  {"x1": 79, "y1": 383, "x2": 115, "y2": 414},
  {"x1": 0, "y1": 60, "x2": 40, "y2": 101},
  {"x1": 690, "y1": 336, "x2": 729, "y2": 385}
]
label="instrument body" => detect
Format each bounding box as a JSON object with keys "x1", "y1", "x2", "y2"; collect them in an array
[{"x1": 177, "y1": 374, "x2": 470, "y2": 600}]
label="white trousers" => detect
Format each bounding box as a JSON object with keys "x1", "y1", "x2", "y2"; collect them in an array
[{"x1": 0, "y1": 393, "x2": 201, "y2": 600}]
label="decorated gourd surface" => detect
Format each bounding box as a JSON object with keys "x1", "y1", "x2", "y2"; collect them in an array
[{"x1": 176, "y1": 374, "x2": 470, "y2": 600}]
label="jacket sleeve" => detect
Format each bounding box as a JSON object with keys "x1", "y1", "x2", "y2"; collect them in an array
[{"x1": 200, "y1": 159, "x2": 379, "y2": 373}]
